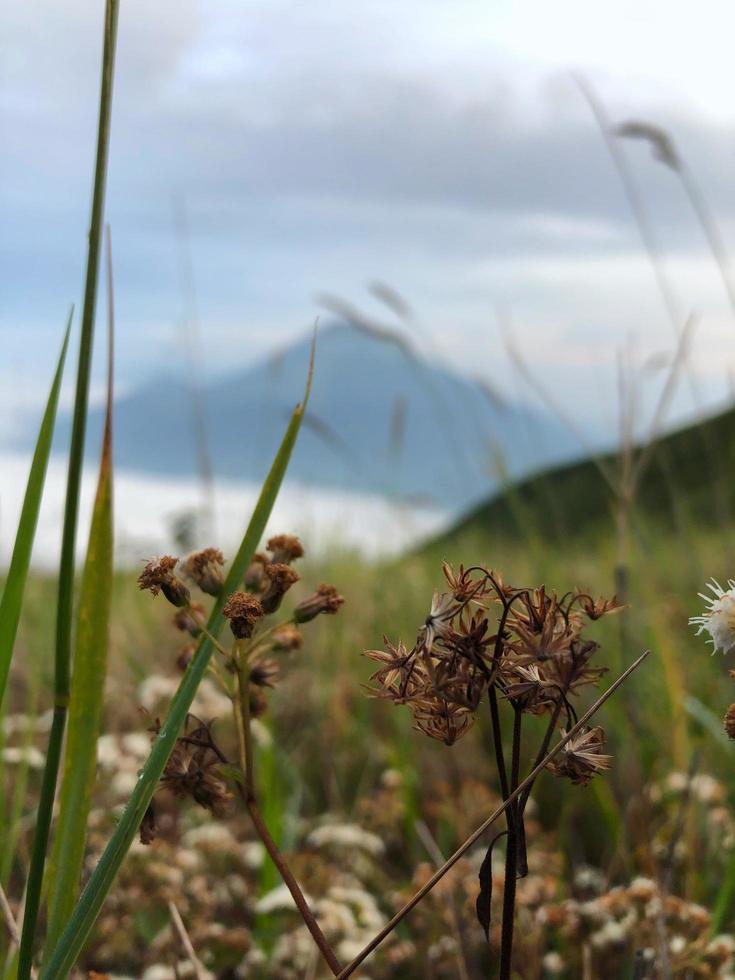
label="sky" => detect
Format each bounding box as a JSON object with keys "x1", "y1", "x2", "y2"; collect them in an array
[{"x1": 3, "y1": 0, "x2": 735, "y2": 444}]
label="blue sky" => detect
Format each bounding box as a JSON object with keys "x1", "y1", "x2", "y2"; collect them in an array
[{"x1": 4, "y1": 0, "x2": 735, "y2": 443}]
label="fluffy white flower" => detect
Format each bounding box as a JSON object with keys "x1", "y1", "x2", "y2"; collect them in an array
[{"x1": 690, "y1": 580, "x2": 735, "y2": 653}]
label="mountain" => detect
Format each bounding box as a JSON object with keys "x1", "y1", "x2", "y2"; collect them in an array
[
  {"x1": 422, "y1": 398, "x2": 735, "y2": 554},
  {"x1": 48, "y1": 323, "x2": 585, "y2": 511}
]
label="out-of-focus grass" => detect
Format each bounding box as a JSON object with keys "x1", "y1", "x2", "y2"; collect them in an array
[{"x1": 4, "y1": 457, "x2": 735, "y2": 975}]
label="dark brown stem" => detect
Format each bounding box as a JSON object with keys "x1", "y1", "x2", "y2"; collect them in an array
[
  {"x1": 232, "y1": 654, "x2": 341, "y2": 975},
  {"x1": 499, "y1": 707, "x2": 522, "y2": 980}
]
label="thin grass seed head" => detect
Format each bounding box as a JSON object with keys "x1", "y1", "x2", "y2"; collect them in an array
[{"x1": 690, "y1": 579, "x2": 735, "y2": 654}]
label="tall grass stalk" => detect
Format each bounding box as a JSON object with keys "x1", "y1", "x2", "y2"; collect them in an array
[
  {"x1": 0, "y1": 314, "x2": 71, "y2": 709},
  {"x1": 42, "y1": 228, "x2": 115, "y2": 958},
  {"x1": 40, "y1": 345, "x2": 314, "y2": 980},
  {"x1": 17, "y1": 3, "x2": 119, "y2": 975}
]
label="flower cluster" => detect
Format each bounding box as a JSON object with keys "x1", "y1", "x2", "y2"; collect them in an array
[
  {"x1": 137, "y1": 536, "x2": 344, "y2": 836},
  {"x1": 365, "y1": 562, "x2": 622, "y2": 777}
]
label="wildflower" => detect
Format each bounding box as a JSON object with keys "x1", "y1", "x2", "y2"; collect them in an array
[
  {"x1": 578, "y1": 594, "x2": 625, "y2": 620},
  {"x1": 159, "y1": 717, "x2": 232, "y2": 817},
  {"x1": 690, "y1": 579, "x2": 735, "y2": 653},
  {"x1": 176, "y1": 643, "x2": 195, "y2": 671},
  {"x1": 266, "y1": 533, "x2": 304, "y2": 564},
  {"x1": 260, "y1": 562, "x2": 299, "y2": 614},
  {"x1": 181, "y1": 547, "x2": 225, "y2": 596},
  {"x1": 250, "y1": 659, "x2": 280, "y2": 688},
  {"x1": 223, "y1": 591, "x2": 264, "y2": 639},
  {"x1": 271, "y1": 624, "x2": 303, "y2": 651},
  {"x1": 419, "y1": 592, "x2": 457, "y2": 651},
  {"x1": 503, "y1": 663, "x2": 558, "y2": 714},
  {"x1": 294, "y1": 584, "x2": 344, "y2": 623},
  {"x1": 173, "y1": 601, "x2": 205, "y2": 636},
  {"x1": 138, "y1": 556, "x2": 190, "y2": 607},
  {"x1": 725, "y1": 704, "x2": 735, "y2": 740},
  {"x1": 547, "y1": 726, "x2": 612, "y2": 785},
  {"x1": 244, "y1": 552, "x2": 268, "y2": 592}
]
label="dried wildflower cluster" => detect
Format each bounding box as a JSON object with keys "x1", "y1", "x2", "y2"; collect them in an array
[
  {"x1": 366, "y1": 562, "x2": 621, "y2": 767},
  {"x1": 364, "y1": 562, "x2": 628, "y2": 975},
  {"x1": 137, "y1": 538, "x2": 343, "y2": 844}
]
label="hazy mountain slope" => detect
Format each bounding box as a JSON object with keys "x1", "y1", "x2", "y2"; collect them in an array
[
  {"x1": 422, "y1": 401, "x2": 735, "y2": 556},
  {"x1": 49, "y1": 323, "x2": 583, "y2": 510}
]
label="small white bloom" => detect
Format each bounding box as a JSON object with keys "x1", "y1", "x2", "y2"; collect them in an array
[{"x1": 690, "y1": 579, "x2": 735, "y2": 653}]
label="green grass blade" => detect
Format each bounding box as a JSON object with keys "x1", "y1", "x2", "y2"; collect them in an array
[
  {"x1": 0, "y1": 315, "x2": 71, "y2": 708},
  {"x1": 18, "y1": 3, "x2": 119, "y2": 976},
  {"x1": 41, "y1": 349, "x2": 314, "y2": 980},
  {"x1": 43, "y1": 232, "x2": 116, "y2": 957}
]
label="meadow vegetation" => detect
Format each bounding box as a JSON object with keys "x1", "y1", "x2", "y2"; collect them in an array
[{"x1": 4, "y1": 1, "x2": 735, "y2": 977}]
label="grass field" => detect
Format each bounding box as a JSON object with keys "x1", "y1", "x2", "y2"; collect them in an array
[{"x1": 5, "y1": 403, "x2": 735, "y2": 977}]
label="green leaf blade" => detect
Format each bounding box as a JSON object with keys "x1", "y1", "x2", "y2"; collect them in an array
[
  {"x1": 41, "y1": 368, "x2": 312, "y2": 979},
  {"x1": 43, "y1": 361, "x2": 114, "y2": 957},
  {"x1": 0, "y1": 314, "x2": 72, "y2": 709}
]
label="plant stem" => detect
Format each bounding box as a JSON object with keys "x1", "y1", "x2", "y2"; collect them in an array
[
  {"x1": 499, "y1": 708, "x2": 522, "y2": 980},
  {"x1": 232, "y1": 648, "x2": 341, "y2": 976}
]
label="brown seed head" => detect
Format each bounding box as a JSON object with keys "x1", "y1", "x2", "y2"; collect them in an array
[
  {"x1": 181, "y1": 547, "x2": 225, "y2": 596},
  {"x1": 160, "y1": 718, "x2": 232, "y2": 817},
  {"x1": 173, "y1": 601, "x2": 206, "y2": 637},
  {"x1": 261, "y1": 562, "x2": 300, "y2": 614},
  {"x1": 138, "y1": 556, "x2": 190, "y2": 607},
  {"x1": 547, "y1": 726, "x2": 612, "y2": 786},
  {"x1": 244, "y1": 552, "x2": 268, "y2": 592},
  {"x1": 271, "y1": 624, "x2": 304, "y2": 652},
  {"x1": 266, "y1": 533, "x2": 304, "y2": 564},
  {"x1": 294, "y1": 583, "x2": 344, "y2": 623},
  {"x1": 724, "y1": 704, "x2": 735, "y2": 740},
  {"x1": 176, "y1": 643, "x2": 196, "y2": 672},
  {"x1": 223, "y1": 591, "x2": 264, "y2": 639},
  {"x1": 250, "y1": 687, "x2": 268, "y2": 718},
  {"x1": 250, "y1": 658, "x2": 280, "y2": 688}
]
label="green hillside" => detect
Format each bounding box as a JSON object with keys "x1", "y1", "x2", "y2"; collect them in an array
[{"x1": 426, "y1": 402, "x2": 735, "y2": 557}]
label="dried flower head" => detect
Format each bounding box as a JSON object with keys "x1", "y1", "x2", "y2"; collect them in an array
[
  {"x1": 176, "y1": 643, "x2": 196, "y2": 672},
  {"x1": 160, "y1": 718, "x2": 232, "y2": 816},
  {"x1": 250, "y1": 658, "x2": 280, "y2": 688},
  {"x1": 364, "y1": 563, "x2": 619, "y2": 748},
  {"x1": 690, "y1": 580, "x2": 735, "y2": 654},
  {"x1": 138, "y1": 556, "x2": 190, "y2": 607},
  {"x1": 244, "y1": 552, "x2": 268, "y2": 592},
  {"x1": 181, "y1": 547, "x2": 225, "y2": 596},
  {"x1": 173, "y1": 601, "x2": 206, "y2": 637},
  {"x1": 223, "y1": 591, "x2": 264, "y2": 639},
  {"x1": 271, "y1": 624, "x2": 304, "y2": 652},
  {"x1": 724, "y1": 704, "x2": 735, "y2": 740},
  {"x1": 266, "y1": 534, "x2": 304, "y2": 565},
  {"x1": 294, "y1": 584, "x2": 344, "y2": 623},
  {"x1": 578, "y1": 594, "x2": 625, "y2": 620},
  {"x1": 142, "y1": 716, "x2": 232, "y2": 843},
  {"x1": 261, "y1": 562, "x2": 300, "y2": 614},
  {"x1": 547, "y1": 727, "x2": 612, "y2": 785}
]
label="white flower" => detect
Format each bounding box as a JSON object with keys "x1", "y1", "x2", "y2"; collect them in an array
[{"x1": 690, "y1": 579, "x2": 735, "y2": 653}]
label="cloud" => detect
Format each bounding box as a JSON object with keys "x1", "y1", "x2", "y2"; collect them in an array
[{"x1": 3, "y1": 0, "x2": 735, "y2": 439}]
